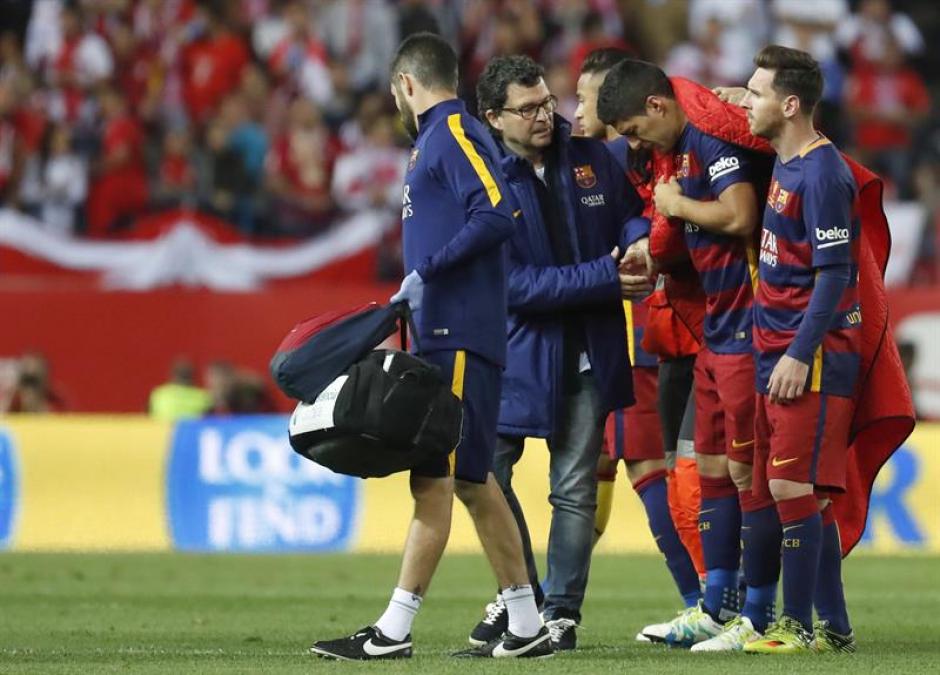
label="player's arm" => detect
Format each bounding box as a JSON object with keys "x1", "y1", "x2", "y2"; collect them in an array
[
  {"x1": 413, "y1": 117, "x2": 515, "y2": 281},
  {"x1": 654, "y1": 179, "x2": 758, "y2": 237},
  {"x1": 768, "y1": 174, "x2": 855, "y2": 403},
  {"x1": 605, "y1": 151, "x2": 655, "y2": 294}
]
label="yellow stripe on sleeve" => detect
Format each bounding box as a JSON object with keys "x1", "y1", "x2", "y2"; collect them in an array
[
  {"x1": 624, "y1": 300, "x2": 635, "y2": 365},
  {"x1": 447, "y1": 113, "x2": 502, "y2": 207},
  {"x1": 811, "y1": 345, "x2": 823, "y2": 393}
]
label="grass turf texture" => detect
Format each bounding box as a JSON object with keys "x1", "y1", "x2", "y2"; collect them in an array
[{"x1": 0, "y1": 553, "x2": 936, "y2": 673}]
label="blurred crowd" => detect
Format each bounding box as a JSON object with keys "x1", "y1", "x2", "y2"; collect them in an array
[{"x1": 0, "y1": 0, "x2": 936, "y2": 278}]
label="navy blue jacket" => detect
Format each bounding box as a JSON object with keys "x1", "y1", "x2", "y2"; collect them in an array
[
  {"x1": 497, "y1": 116, "x2": 650, "y2": 438},
  {"x1": 402, "y1": 98, "x2": 515, "y2": 366}
]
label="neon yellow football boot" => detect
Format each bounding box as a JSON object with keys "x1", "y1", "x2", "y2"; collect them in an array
[{"x1": 744, "y1": 615, "x2": 814, "y2": 654}]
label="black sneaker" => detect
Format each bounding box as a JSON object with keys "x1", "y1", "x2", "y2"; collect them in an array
[
  {"x1": 468, "y1": 595, "x2": 507, "y2": 646},
  {"x1": 309, "y1": 626, "x2": 412, "y2": 661},
  {"x1": 545, "y1": 617, "x2": 578, "y2": 651},
  {"x1": 453, "y1": 626, "x2": 554, "y2": 658}
]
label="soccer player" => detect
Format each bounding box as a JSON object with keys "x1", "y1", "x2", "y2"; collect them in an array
[
  {"x1": 309, "y1": 33, "x2": 551, "y2": 660},
  {"x1": 574, "y1": 48, "x2": 704, "y2": 623},
  {"x1": 464, "y1": 54, "x2": 650, "y2": 652},
  {"x1": 740, "y1": 45, "x2": 859, "y2": 655},
  {"x1": 598, "y1": 60, "x2": 781, "y2": 649}
]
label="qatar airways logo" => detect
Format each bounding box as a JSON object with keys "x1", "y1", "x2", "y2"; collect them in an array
[
  {"x1": 708, "y1": 156, "x2": 740, "y2": 181},
  {"x1": 815, "y1": 226, "x2": 850, "y2": 249},
  {"x1": 760, "y1": 228, "x2": 778, "y2": 267},
  {"x1": 401, "y1": 184, "x2": 413, "y2": 219}
]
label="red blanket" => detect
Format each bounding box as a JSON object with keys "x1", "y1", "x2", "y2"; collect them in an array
[{"x1": 661, "y1": 77, "x2": 916, "y2": 555}]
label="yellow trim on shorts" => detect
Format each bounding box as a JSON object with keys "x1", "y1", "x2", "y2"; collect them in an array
[
  {"x1": 624, "y1": 300, "x2": 635, "y2": 365},
  {"x1": 448, "y1": 350, "x2": 467, "y2": 474},
  {"x1": 746, "y1": 244, "x2": 760, "y2": 295},
  {"x1": 447, "y1": 114, "x2": 502, "y2": 207},
  {"x1": 811, "y1": 345, "x2": 823, "y2": 393}
]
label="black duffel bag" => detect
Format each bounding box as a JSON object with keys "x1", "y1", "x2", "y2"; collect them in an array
[{"x1": 287, "y1": 349, "x2": 463, "y2": 478}]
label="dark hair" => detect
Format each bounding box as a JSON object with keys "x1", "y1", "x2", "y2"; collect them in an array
[
  {"x1": 580, "y1": 47, "x2": 631, "y2": 77},
  {"x1": 476, "y1": 55, "x2": 544, "y2": 120},
  {"x1": 596, "y1": 59, "x2": 673, "y2": 126},
  {"x1": 753, "y1": 45, "x2": 823, "y2": 115},
  {"x1": 390, "y1": 32, "x2": 458, "y2": 92}
]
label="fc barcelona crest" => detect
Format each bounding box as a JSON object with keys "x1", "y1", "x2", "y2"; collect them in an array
[
  {"x1": 408, "y1": 148, "x2": 419, "y2": 171},
  {"x1": 768, "y1": 180, "x2": 790, "y2": 213},
  {"x1": 573, "y1": 164, "x2": 597, "y2": 188}
]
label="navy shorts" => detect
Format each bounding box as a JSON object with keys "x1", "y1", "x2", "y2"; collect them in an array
[{"x1": 411, "y1": 349, "x2": 501, "y2": 484}]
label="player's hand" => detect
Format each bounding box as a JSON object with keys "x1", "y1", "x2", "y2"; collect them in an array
[
  {"x1": 390, "y1": 270, "x2": 424, "y2": 311},
  {"x1": 713, "y1": 86, "x2": 747, "y2": 105},
  {"x1": 622, "y1": 237, "x2": 655, "y2": 278},
  {"x1": 653, "y1": 177, "x2": 683, "y2": 218},
  {"x1": 767, "y1": 354, "x2": 810, "y2": 405}
]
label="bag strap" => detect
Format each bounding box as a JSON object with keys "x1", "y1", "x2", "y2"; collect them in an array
[{"x1": 392, "y1": 301, "x2": 421, "y2": 353}]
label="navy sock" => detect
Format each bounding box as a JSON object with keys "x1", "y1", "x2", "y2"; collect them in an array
[
  {"x1": 740, "y1": 499, "x2": 782, "y2": 633},
  {"x1": 636, "y1": 471, "x2": 702, "y2": 608},
  {"x1": 699, "y1": 475, "x2": 741, "y2": 622},
  {"x1": 815, "y1": 505, "x2": 851, "y2": 634},
  {"x1": 777, "y1": 495, "x2": 822, "y2": 633}
]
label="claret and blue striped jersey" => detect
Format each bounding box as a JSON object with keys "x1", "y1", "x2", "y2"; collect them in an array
[
  {"x1": 402, "y1": 98, "x2": 516, "y2": 366},
  {"x1": 754, "y1": 137, "x2": 862, "y2": 397},
  {"x1": 674, "y1": 124, "x2": 759, "y2": 355}
]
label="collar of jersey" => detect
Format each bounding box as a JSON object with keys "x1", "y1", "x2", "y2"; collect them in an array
[{"x1": 416, "y1": 98, "x2": 466, "y2": 139}]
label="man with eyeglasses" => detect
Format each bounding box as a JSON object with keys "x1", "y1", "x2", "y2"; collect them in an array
[{"x1": 463, "y1": 54, "x2": 652, "y2": 653}]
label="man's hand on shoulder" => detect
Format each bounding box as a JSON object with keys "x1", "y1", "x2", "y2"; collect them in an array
[{"x1": 390, "y1": 270, "x2": 424, "y2": 311}]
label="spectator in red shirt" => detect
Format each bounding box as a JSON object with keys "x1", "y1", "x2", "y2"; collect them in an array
[
  {"x1": 154, "y1": 125, "x2": 197, "y2": 209},
  {"x1": 845, "y1": 35, "x2": 930, "y2": 198},
  {"x1": 180, "y1": 2, "x2": 249, "y2": 126},
  {"x1": 0, "y1": 79, "x2": 25, "y2": 208},
  {"x1": 265, "y1": 97, "x2": 339, "y2": 236},
  {"x1": 85, "y1": 87, "x2": 149, "y2": 236},
  {"x1": 267, "y1": 0, "x2": 333, "y2": 107},
  {"x1": 45, "y1": 4, "x2": 113, "y2": 124}
]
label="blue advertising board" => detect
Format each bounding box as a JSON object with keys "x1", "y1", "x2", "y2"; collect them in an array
[
  {"x1": 166, "y1": 416, "x2": 360, "y2": 552},
  {"x1": 0, "y1": 430, "x2": 16, "y2": 549}
]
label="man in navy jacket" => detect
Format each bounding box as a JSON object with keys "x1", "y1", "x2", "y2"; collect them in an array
[
  {"x1": 311, "y1": 34, "x2": 550, "y2": 661},
  {"x1": 466, "y1": 55, "x2": 651, "y2": 651}
]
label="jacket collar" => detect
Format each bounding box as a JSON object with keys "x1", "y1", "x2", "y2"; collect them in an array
[{"x1": 416, "y1": 98, "x2": 466, "y2": 140}]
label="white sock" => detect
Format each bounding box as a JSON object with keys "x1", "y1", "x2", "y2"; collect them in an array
[
  {"x1": 502, "y1": 585, "x2": 541, "y2": 638},
  {"x1": 374, "y1": 587, "x2": 422, "y2": 641}
]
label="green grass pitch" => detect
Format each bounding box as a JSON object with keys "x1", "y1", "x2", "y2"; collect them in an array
[{"x1": 0, "y1": 553, "x2": 937, "y2": 673}]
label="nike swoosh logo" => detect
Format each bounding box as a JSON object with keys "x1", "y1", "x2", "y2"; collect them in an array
[
  {"x1": 772, "y1": 456, "x2": 800, "y2": 467},
  {"x1": 783, "y1": 524, "x2": 804, "y2": 532},
  {"x1": 654, "y1": 535, "x2": 663, "y2": 542},
  {"x1": 491, "y1": 633, "x2": 550, "y2": 657},
  {"x1": 731, "y1": 439, "x2": 755, "y2": 449},
  {"x1": 362, "y1": 638, "x2": 410, "y2": 657},
  {"x1": 699, "y1": 508, "x2": 716, "y2": 515}
]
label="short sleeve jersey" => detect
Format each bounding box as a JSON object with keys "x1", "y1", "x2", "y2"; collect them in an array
[
  {"x1": 674, "y1": 124, "x2": 758, "y2": 355},
  {"x1": 754, "y1": 138, "x2": 862, "y2": 397}
]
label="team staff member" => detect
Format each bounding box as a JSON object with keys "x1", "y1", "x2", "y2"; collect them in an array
[
  {"x1": 573, "y1": 48, "x2": 704, "y2": 625},
  {"x1": 742, "y1": 45, "x2": 860, "y2": 655},
  {"x1": 311, "y1": 33, "x2": 551, "y2": 661},
  {"x1": 464, "y1": 54, "x2": 650, "y2": 653},
  {"x1": 598, "y1": 60, "x2": 776, "y2": 649}
]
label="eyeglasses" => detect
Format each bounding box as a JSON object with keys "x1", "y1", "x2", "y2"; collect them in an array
[{"x1": 501, "y1": 95, "x2": 558, "y2": 121}]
